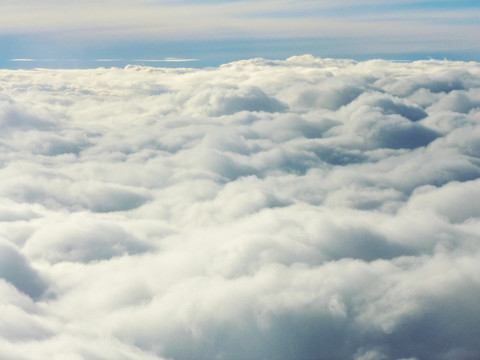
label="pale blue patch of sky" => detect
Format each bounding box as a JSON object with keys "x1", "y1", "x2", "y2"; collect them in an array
[
  {"x1": 2, "y1": 35, "x2": 479, "y2": 70},
  {"x1": 243, "y1": 0, "x2": 479, "y2": 18}
]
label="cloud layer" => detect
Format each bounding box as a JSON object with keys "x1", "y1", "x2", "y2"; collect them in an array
[
  {"x1": 1, "y1": 56, "x2": 480, "y2": 360},
  {"x1": 1, "y1": 1, "x2": 479, "y2": 51}
]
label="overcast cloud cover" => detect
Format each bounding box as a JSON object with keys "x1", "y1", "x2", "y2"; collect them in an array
[
  {"x1": 2, "y1": 0, "x2": 479, "y2": 43},
  {"x1": 1, "y1": 56, "x2": 480, "y2": 359}
]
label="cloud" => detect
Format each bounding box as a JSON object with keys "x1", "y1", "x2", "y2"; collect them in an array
[
  {"x1": 0, "y1": 239, "x2": 47, "y2": 300},
  {"x1": 183, "y1": 84, "x2": 288, "y2": 116},
  {"x1": 0, "y1": 97, "x2": 56, "y2": 132},
  {"x1": 0, "y1": 56, "x2": 480, "y2": 360},
  {"x1": 0, "y1": 0, "x2": 479, "y2": 58},
  {"x1": 23, "y1": 216, "x2": 151, "y2": 263},
  {"x1": 132, "y1": 58, "x2": 199, "y2": 63}
]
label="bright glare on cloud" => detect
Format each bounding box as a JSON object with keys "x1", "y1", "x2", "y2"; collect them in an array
[{"x1": 1, "y1": 56, "x2": 480, "y2": 360}]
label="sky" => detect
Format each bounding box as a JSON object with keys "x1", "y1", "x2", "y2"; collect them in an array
[
  {"x1": 1, "y1": 0, "x2": 480, "y2": 68},
  {"x1": 1, "y1": 55, "x2": 480, "y2": 360}
]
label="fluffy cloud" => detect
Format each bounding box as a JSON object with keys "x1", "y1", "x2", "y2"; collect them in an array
[{"x1": 0, "y1": 56, "x2": 480, "y2": 360}]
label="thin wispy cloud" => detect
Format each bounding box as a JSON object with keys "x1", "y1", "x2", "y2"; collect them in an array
[
  {"x1": 9, "y1": 59, "x2": 36, "y2": 62},
  {"x1": 132, "y1": 58, "x2": 199, "y2": 62},
  {"x1": 8, "y1": 58, "x2": 198, "y2": 64},
  {"x1": 0, "y1": 0, "x2": 478, "y2": 42},
  {"x1": 95, "y1": 58, "x2": 124, "y2": 62}
]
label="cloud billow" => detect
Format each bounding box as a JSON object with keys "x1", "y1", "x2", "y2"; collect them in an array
[{"x1": 0, "y1": 55, "x2": 480, "y2": 360}]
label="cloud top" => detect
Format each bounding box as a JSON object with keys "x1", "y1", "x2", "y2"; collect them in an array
[{"x1": 0, "y1": 56, "x2": 480, "y2": 360}]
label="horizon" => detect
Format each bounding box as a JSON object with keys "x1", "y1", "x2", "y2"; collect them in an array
[
  {"x1": 1, "y1": 0, "x2": 479, "y2": 69},
  {"x1": 3, "y1": 50, "x2": 480, "y2": 71}
]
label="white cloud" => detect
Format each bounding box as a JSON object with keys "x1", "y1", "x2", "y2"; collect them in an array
[
  {"x1": 0, "y1": 239, "x2": 47, "y2": 300},
  {"x1": 0, "y1": 0, "x2": 479, "y2": 55},
  {"x1": 0, "y1": 56, "x2": 480, "y2": 359}
]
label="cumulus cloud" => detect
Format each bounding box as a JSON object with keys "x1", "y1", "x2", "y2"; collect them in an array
[
  {"x1": 0, "y1": 56, "x2": 480, "y2": 360},
  {"x1": 0, "y1": 239, "x2": 46, "y2": 300}
]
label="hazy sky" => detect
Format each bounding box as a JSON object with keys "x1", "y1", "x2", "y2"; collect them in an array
[{"x1": 1, "y1": 0, "x2": 479, "y2": 67}]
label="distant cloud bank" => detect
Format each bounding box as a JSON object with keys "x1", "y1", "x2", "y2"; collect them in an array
[{"x1": 1, "y1": 56, "x2": 480, "y2": 360}]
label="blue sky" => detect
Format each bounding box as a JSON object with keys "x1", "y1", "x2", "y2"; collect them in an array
[{"x1": 1, "y1": 0, "x2": 479, "y2": 68}]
